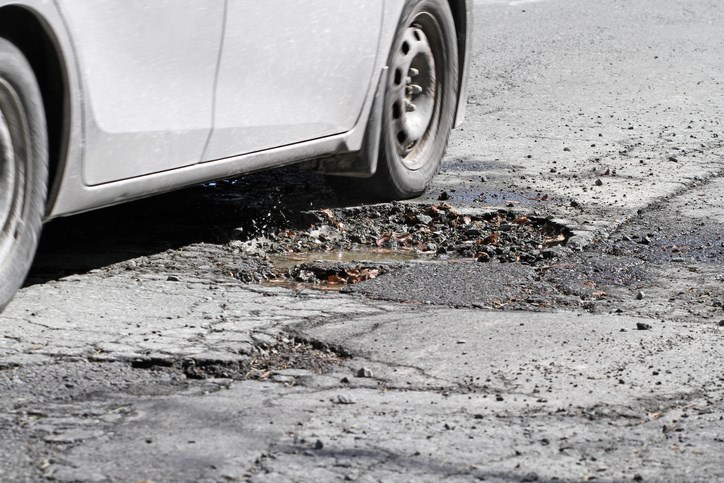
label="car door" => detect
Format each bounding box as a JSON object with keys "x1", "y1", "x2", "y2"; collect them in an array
[
  {"x1": 58, "y1": 1, "x2": 226, "y2": 185},
  {"x1": 203, "y1": 0, "x2": 383, "y2": 162}
]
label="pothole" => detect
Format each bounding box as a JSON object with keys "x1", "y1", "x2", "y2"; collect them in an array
[
  {"x1": 227, "y1": 202, "x2": 571, "y2": 289},
  {"x1": 183, "y1": 334, "x2": 347, "y2": 381},
  {"x1": 126, "y1": 334, "x2": 348, "y2": 381}
]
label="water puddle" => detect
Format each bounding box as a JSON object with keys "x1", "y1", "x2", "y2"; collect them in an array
[
  {"x1": 268, "y1": 247, "x2": 425, "y2": 269},
  {"x1": 265, "y1": 247, "x2": 433, "y2": 291}
]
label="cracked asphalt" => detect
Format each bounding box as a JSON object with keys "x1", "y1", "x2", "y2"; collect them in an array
[{"x1": 2, "y1": 0, "x2": 724, "y2": 481}]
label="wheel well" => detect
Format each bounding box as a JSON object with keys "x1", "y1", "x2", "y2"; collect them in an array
[{"x1": 0, "y1": 6, "x2": 68, "y2": 212}]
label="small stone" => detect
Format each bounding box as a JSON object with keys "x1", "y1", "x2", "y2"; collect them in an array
[
  {"x1": 416, "y1": 214, "x2": 433, "y2": 225},
  {"x1": 336, "y1": 394, "x2": 355, "y2": 405},
  {"x1": 717, "y1": 320, "x2": 724, "y2": 327},
  {"x1": 563, "y1": 147, "x2": 571, "y2": 152},
  {"x1": 636, "y1": 291, "x2": 645, "y2": 300},
  {"x1": 314, "y1": 439, "x2": 324, "y2": 450},
  {"x1": 570, "y1": 200, "x2": 580, "y2": 208},
  {"x1": 636, "y1": 322, "x2": 652, "y2": 331},
  {"x1": 356, "y1": 367, "x2": 373, "y2": 378},
  {"x1": 521, "y1": 472, "x2": 539, "y2": 482},
  {"x1": 542, "y1": 246, "x2": 573, "y2": 259},
  {"x1": 438, "y1": 191, "x2": 450, "y2": 201},
  {"x1": 595, "y1": 179, "x2": 603, "y2": 186},
  {"x1": 476, "y1": 252, "x2": 490, "y2": 263},
  {"x1": 340, "y1": 376, "x2": 350, "y2": 383},
  {"x1": 456, "y1": 340, "x2": 466, "y2": 344},
  {"x1": 167, "y1": 275, "x2": 181, "y2": 282},
  {"x1": 668, "y1": 156, "x2": 678, "y2": 162}
]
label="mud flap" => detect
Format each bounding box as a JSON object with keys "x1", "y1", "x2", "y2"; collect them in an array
[{"x1": 301, "y1": 67, "x2": 386, "y2": 178}]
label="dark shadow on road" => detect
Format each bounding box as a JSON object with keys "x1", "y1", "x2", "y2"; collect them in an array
[{"x1": 25, "y1": 168, "x2": 348, "y2": 286}]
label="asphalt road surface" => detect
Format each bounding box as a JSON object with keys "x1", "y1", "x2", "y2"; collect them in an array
[{"x1": 1, "y1": 0, "x2": 723, "y2": 481}]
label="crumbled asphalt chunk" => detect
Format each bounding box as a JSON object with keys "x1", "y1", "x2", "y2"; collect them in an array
[
  {"x1": 231, "y1": 256, "x2": 277, "y2": 283},
  {"x1": 356, "y1": 367, "x2": 373, "y2": 378}
]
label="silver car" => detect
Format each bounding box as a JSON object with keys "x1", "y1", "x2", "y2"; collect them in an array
[{"x1": 0, "y1": 0, "x2": 472, "y2": 308}]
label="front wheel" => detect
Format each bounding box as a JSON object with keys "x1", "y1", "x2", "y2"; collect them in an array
[
  {"x1": 0, "y1": 39, "x2": 48, "y2": 310},
  {"x1": 363, "y1": 0, "x2": 459, "y2": 200}
]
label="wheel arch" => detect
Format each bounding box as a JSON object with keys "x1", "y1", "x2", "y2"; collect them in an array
[
  {"x1": 0, "y1": 5, "x2": 69, "y2": 215},
  {"x1": 447, "y1": 0, "x2": 472, "y2": 127}
]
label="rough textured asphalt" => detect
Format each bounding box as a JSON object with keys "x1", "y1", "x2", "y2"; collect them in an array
[{"x1": 1, "y1": 0, "x2": 724, "y2": 481}]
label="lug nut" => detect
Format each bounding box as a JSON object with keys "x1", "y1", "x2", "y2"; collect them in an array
[
  {"x1": 407, "y1": 84, "x2": 423, "y2": 96},
  {"x1": 409, "y1": 68, "x2": 420, "y2": 77}
]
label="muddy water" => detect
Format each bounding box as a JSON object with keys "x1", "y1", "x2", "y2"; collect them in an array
[
  {"x1": 268, "y1": 247, "x2": 426, "y2": 269},
  {"x1": 264, "y1": 247, "x2": 434, "y2": 291}
]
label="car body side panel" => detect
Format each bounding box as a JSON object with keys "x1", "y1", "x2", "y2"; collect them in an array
[
  {"x1": 43, "y1": 0, "x2": 471, "y2": 219},
  {"x1": 56, "y1": 0, "x2": 225, "y2": 185},
  {"x1": 46, "y1": 1, "x2": 407, "y2": 218},
  {"x1": 203, "y1": 0, "x2": 383, "y2": 161}
]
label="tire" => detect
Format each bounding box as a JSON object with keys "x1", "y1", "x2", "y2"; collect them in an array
[
  {"x1": 355, "y1": 0, "x2": 458, "y2": 201},
  {"x1": 0, "y1": 38, "x2": 48, "y2": 310}
]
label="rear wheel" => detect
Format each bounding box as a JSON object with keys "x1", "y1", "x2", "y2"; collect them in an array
[
  {"x1": 0, "y1": 39, "x2": 48, "y2": 310},
  {"x1": 350, "y1": 0, "x2": 458, "y2": 200}
]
